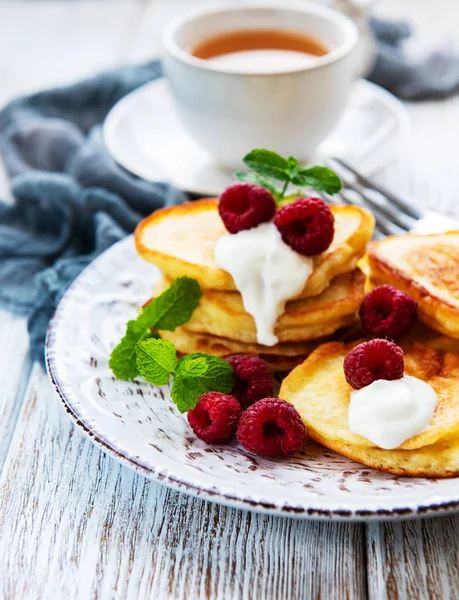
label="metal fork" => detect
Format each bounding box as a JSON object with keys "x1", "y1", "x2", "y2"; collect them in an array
[{"x1": 322, "y1": 157, "x2": 425, "y2": 239}]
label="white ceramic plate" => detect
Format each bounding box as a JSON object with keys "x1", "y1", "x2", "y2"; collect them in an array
[
  {"x1": 46, "y1": 237, "x2": 459, "y2": 520},
  {"x1": 103, "y1": 78, "x2": 409, "y2": 196}
]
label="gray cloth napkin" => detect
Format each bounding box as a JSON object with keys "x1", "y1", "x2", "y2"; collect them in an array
[
  {"x1": 0, "y1": 19, "x2": 458, "y2": 366},
  {"x1": 0, "y1": 61, "x2": 186, "y2": 365},
  {"x1": 368, "y1": 18, "x2": 459, "y2": 100}
]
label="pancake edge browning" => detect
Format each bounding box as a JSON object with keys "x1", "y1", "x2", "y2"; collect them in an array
[
  {"x1": 280, "y1": 340, "x2": 459, "y2": 477},
  {"x1": 368, "y1": 232, "x2": 459, "y2": 339},
  {"x1": 155, "y1": 269, "x2": 364, "y2": 344},
  {"x1": 135, "y1": 198, "x2": 375, "y2": 298},
  {"x1": 307, "y1": 428, "x2": 459, "y2": 478},
  {"x1": 159, "y1": 327, "x2": 319, "y2": 372}
]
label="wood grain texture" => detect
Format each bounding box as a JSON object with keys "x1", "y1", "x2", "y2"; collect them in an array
[
  {"x1": 373, "y1": 0, "x2": 459, "y2": 218},
  {"x1": 366, "y1": 518, "x2": 459, "y2": 600},
  {"x1": 0, "y1": 368, "x2": 366, "y2": 600},
  {"x1": 0, "y1": 3, "x2": 365, "y2": 595},
  {"x1": 366, "y1": 1, "x2": 459, "y2": 597},
  {"x1": 0, "y1": 2, "x2": 147, "y2": 106},
  {"x1": 1, "y1": 0, "x2": 459, "y2": 598},
  {"x1": 0, "y1": 311, "x2": 30, "y2": 472}
]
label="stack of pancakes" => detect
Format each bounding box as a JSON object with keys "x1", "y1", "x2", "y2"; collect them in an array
[{"x1": 135, "y1": 198, "x2": 374, "y2": 371}]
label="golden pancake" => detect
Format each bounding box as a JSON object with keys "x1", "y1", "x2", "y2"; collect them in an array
[
  {"x1": 281, "y1": 341, "x2": 459, "y2": 450},
  {"x1": 160, "y1": 326, "x2": 322, "y2": 357},
  {"x1": 136, "y1": 199, "x2": 374, "y2": 299},
  {"x1": 309, "y1": 430, "x2": 459, "y2": 478},
  {"x1": 402, "y1": 322, "x2": 459, "y2": 354},
  {"x1": 159, "y1": 327, "x2": 321, "y2": 372},
  {"x1": 280, "y1": 341, "x2": 459, "y2": 476},
  {"x1": 368, "y1": 232, "x2": 459, "y2": 339},
  {"x1": 155, "y1": 269, "x2": 364, "y2": 343}
]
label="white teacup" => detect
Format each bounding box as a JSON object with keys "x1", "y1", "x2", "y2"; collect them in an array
[{"x1": 162, "y1": 2, "x2": 358, "y2": 169}]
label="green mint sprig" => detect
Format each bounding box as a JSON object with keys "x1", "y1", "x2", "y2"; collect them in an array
[
  {"x1": 235, "y1": 148, "x2": 342, "y2": 203},
  {"x1": 136, "y1": 340, "x2": 236, "y2": 413},
  {"x1": 109, "y1": 277, "x2": 202, "y2": 380}
]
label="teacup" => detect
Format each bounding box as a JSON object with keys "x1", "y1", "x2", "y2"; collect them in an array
[{"x1": 162, "y1": 2, "x2": 359, "y2": 169}]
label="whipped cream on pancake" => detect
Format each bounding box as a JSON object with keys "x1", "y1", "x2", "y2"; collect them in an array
[
  {"x1": 214, "y1": 222, "x2": 313, "y2": 346},
  {"x1": 348, "y1": 376, "x2": 438, "y2": 450}
]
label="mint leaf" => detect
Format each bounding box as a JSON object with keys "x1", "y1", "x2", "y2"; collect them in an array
[
  {"x1": 243, "y1": 149, "x2": 290, "y2": 181},
  {"x1": 171, "y1": 354, "x2": 236, "y2": 413},
  {"x1": 136, "y1": 338, "x2": 178, "y2": 385},
  {"x1": 237, "y1": 149, "x2": 342, "y2": 199},
  {"x1": 176, "y1": 353, "x2": 235, "y2": 386},
  {"x1": 290, "y1": 165, "x2": 342, "y2": 194},
  {"x1": 170, "y1": 376, "x2": 205, "y2": 413},
  {"x1": 234, "y1": 171, "x2": 281, "y2": 199},
  {"x1": 177, "y1": 354, "x2": 208, "y2": 376},
  {"x1": 137, "y1": 276, "x2": 202, "y2": 331},
  {"x1": 109, "y1": 276, "x2": 202, "y2": 380},
  {"x1": 287, "y1": 156, "x2": 299, "y2": 171},
  {"x1": 108, "y1": 320, "x2": 152, "y2": 380}
]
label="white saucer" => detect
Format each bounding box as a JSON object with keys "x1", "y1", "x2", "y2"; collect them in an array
[{"x1": 104, "y1": 78, "x2": 409, "y2": 196}]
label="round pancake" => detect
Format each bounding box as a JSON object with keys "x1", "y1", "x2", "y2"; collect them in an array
[
  {"x1": 309, "y1": 429, "x2": 459, "y2": 478},
  {"x1": 160, "y1": 326, "x2": 322, "y2": 356},
  {"x1": 368, "y1": 232, "x2": 459, "y2": 339},
  {"x1": 280, "y1": 341, "x2": 459, "y2": 453},
  {"x1": 159, "y1": 327, "x2": 318, "y2": 372},
  {"x1": 155, "y1": 269, "x2": 364, "y2": 343},
  {"x1": 401, "y1": 322, "x2": 459, "y2": 354},
  {"x1": 135, "y1": 198, "x2": 374, "y2": 299}
]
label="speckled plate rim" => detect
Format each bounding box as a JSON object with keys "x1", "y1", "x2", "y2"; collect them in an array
[{"x1": 45, "y1": 237, "x2": 459, "y2": 522}]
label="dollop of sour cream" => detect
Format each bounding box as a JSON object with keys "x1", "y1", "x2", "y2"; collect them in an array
[
  {"x1": 348, "y1": 376, "x2": 438, "y2": 450},
  {"x1": 214, "y1": 222, "x2": 313, "y2": 346}
]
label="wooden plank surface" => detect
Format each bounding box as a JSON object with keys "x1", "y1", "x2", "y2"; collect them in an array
[
  {"x1": 0, "y1": 312, "x2": 30, "y2": 472},
  {"x1": 0, "y1": 367, "x2": 366, "y2": 600},
  {"x1": 1, "y1": 0, "x2": 459, "y2": 598},
  {"x1": 0, "y1": 2, "x2": 366, "y2": 599},
  {"x1": 366, "y1": 518, "x2": 459, "y2": 600},
  {"x1": 0, "y1": 2, "x2": 147, "y2": 106},
  {"x1": 366, "y1": 2, "x2": 459, "y2": 598}
]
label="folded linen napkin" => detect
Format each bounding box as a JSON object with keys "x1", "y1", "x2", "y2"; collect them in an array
[
  {"x1": 1, "y1": 19, "x2": 458, "y2": 365},
  {"x1": 0, "y1": 61, "x2": 186, "y2": 364},
  {"x1": 368, "y1": 18, "x2": 459, "y2": 100}
]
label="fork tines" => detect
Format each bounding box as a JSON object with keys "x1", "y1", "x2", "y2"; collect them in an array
[{"x1": 324, "y1": 157, "x2": 422, "y2": 238}]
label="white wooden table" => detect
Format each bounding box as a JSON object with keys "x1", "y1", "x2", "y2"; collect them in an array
[{"x1": 1, "y1": 1, "x2": 459, "y2": 598}]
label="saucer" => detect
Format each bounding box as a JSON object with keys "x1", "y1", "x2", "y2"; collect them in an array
[{"x1": 104, "y1": 78, "x2": 409, "y2": 196}]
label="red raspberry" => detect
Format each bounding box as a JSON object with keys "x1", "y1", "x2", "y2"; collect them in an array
[
  {"x1": 274, "y1": 197, "x2": 334, "y2": 256},
  {"x1": 188, "y1": 392, "x2": 242, "y2": 444},
  {"x1": 360, "y1": 285, "x2": 418, "y2": 340},
  {"x1": 218, "y1": 183, "x2": 276, "y2": 234},
  {"x1": 225, "y1": 354, "x2": 273, "y2": 409},
  {"x1": 237, "y1": 398, "x2": 306, "y2": 457},
  {"x1": 343, "y1": 339, "x2": 404, "y2": 390}
]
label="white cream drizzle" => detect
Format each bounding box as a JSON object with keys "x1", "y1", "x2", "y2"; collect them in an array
[{"x1": 214, "y1": 223, "x2": 313, "y2": 346}]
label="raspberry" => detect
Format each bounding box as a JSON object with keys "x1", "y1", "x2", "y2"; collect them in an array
[
  {"x1": 360, "y1": 285, "x2": 418, "y2": 340},
  {"x1": 225, "y1": 354, "x2": 273, "y2": 409},
  {"x1": 218, "y1": 183, "x2": 276, "y2": 234},
  {"x1": 343, "y1": 339, "x2": 404, "y2": 390},
  {"x1": 188, "y1": 392, "x2": 242, "y2": 444},
  {"x1": 274, "y1": 197, "x2": 334, "y2": 256},
  {"x1": 237, "y1": 398, "x2": 306, "y2": 457}
]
